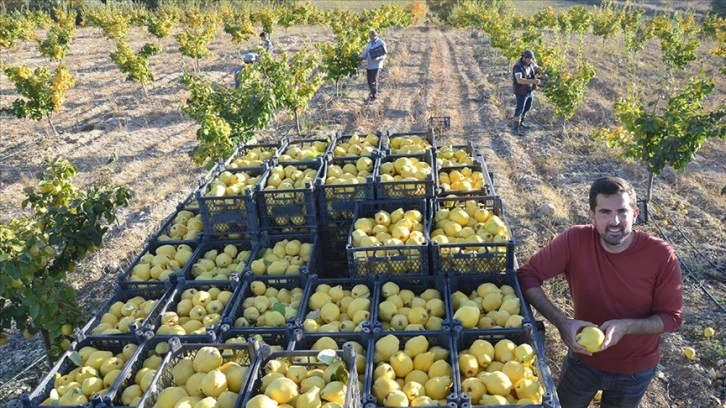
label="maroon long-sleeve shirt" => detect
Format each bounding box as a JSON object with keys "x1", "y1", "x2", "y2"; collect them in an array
[{"x1": 517, "y1": 225, "x2": 683, "y2": 374}]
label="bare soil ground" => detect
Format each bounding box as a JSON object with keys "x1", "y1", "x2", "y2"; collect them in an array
[{"x1": 1, "y1": 18, "x2": 724, "y2": 408}]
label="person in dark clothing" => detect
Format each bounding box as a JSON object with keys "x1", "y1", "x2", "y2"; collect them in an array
[
  {"x1": 359, "y1": 29, "x2": 387, "y2": 101},
  {"x1": 512, "y1": 49, "x2": 545, "y2": 130},
  {"x1": 260, "y1": 32, "x2": 273, "y2": 53}
]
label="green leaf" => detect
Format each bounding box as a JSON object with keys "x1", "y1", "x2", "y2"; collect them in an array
[{"x1": 272, "y1": 303, "x2": 286, "y2": 316}]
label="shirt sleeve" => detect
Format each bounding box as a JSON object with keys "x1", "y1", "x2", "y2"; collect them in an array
[
  {"x1": 517, "y1": 228, "x2": 576, "y2": 290},
  {"x1": 652, "y1": 244, "x2": 684, "y2": 332}
]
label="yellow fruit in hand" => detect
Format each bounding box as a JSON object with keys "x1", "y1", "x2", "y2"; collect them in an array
[
  {"x1": 683, "y1": 347, "x2": 696, "y2": 360},
  {"x1": 704, "y1": 327, "x2": 715, "y2": 339},
  {"x1": 576, "y1": 327, "x2": 605, "y2": 353}
]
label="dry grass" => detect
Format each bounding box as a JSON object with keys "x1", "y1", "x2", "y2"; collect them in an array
[{"x1": 1, "y1": 6, "x2": 725, "y2": 407}]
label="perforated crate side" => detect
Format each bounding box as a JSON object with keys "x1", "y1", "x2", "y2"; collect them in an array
[
  {"x1": 287, "y1": 328, "x2": 370, "y2": 353},
  {"x1": 318, "y1": 222, "x2": 352, "y2": 278},
  {"x1": 183, "y1": 239, "x2": 256, "y2": 282},
  {"x1": 347, "y1": 200, "x2": 432, "y2": 277},
  {"x1": 434, "y1": 141, "x2": 477, "y2": 167},
  {"x1": 78, "y1": 283, "x2": 173, "y2": 340},
  {"x1": 375, "y1": 150, "x2": 436, "y2": 200},
  {"x1": 444, "y1": 273, "x2": 534, "y2": 332},
  {"x1": 144, "y1": 277, "x2": 242, "y2": 338},
  {"x1": 329, "y1": 132, "x2": 384, "y2": 158},
  {"x1": 316, "y1": 155, "x2": 377, "y2": 225},
  {"x1": 452, "y1": 324, "x2": 558, "y2": 408},
  {"x1": 371, "y1": 275, "x2": 450, "y2": 332},
  {"x1": 222, "y1": 273, "x2": 311, "y2": 330},
  {"x1": 242, "y1": 232, "x2": 320, "y2": 277},
  {"x1": 384, "y1": 129, "x2": 437, "y2": 154},
  {"x1": 256, "y1": 160, "x2": 322, "y2": 233},
  {"x1": 136, "y1": 339, "x2": 260, "y2": 408},
  {"x1": 217, "y1": 324, "x2": 292, "y2": 350},
  {"x1": 22, "y1": 336, "x2": 145, "y2": 408},
  {"x1": 296, "y1": 276, "x2": 376, "y2": 333},
  {"x1": 365, "y1": 329, "x2": 458, "y2": 407},
  {"x1": 431, "y1": 195, "x2": 515, "y2": 275},
  {"x1": 117, "y1": 240, "x2": 196, "y2": 290},
  {"x1": 239, "y1": 343, "x2": 362, "y2": 408},
  {"x1": 224, "y1": 141, "x2": 283, "y2": 169},
  {"x1": 195, "y1": 165, "x2": 267, "y2": 239}
]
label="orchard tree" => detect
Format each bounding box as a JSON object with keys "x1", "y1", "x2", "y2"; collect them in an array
[
  {"x1": 145, "y1": 5, "x2": 178, "y2": 47},
  {"x1": 598, "y1": 77, "x2": 726, "y2": 199},
  {"x1": 2, "y1": 64, "x2": 76, "y2": 135},
  {"x1": 0, "y1": 158, "x2": 131, "y2": 356},
  {"x1": 37, "y1": 8, "x2": 76, "y2": 62},
  {"x1": 110, "y1": 40, "x2": 160, "y2": 96}
]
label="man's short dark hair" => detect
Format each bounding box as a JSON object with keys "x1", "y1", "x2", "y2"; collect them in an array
[
  {"x1": 589, "y1": 176, "x2": 637, "y2": 211},
  {"x1": 260, "y1": 32, "x2": 267, "y2": 38}
]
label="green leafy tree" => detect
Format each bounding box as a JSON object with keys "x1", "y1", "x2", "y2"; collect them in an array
[
  {"x1": 110, "y1": 40, "x2": 160, "y2": 96},
  {"x1": 0, "y1": 10, "x2": 41, "y2": 52},
  {"x1": 0, "y1": 158, "x2": 131, "y2": 356},
  {"x1": 263, "y1": 48, "x2": 323, "y2": 133},
  {"x1": 2, "y1": 64, "x2": 76, "y2": 134},
  {"x1": 220, "y1": 8, "x2": 256, "y2": 46},
  {"x1": 655, "y1": 12, "x2": 701, "y2": 71},
  {"x1": 37, "y1": 8, "x2": 76, "y2": 62},
  {"x1": 591, "y1": 1, "x2": 621, "y2": 48},
  {"x1": 145, "y1": 5, "x2": 178, "y2": 46},
  {"x1": 176, "y1": 16, "x2": 217, "y2": 72},
  {"x1": 86, "y1": 6, "x2": 131, "y2": 41},
  {"x1": 598, "y1": 77, "x2": 726, "y2": 199},
  {"x1": 182, "y1": 70, "x2": 277, "y2": 167}
]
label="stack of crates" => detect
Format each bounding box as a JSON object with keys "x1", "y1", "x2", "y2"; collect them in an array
[{"x1": 19, "y1": 130, "x2": 559, "y2": 408}]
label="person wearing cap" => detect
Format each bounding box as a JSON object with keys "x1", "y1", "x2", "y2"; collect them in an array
[
  {"x1": 512, "y1": 49, "x2": 545, "y2": 131},
  {"x1": 360, "y1": 29, "x2": 387, "y2": 101},
  {"x1": 260, "y1": 32, "x2": 273, "y2": 53},
  {"x1": 233, "y1": 52, "x2": 257, "y2": 88}
]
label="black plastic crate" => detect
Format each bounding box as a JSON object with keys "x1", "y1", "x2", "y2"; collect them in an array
[
  {"x1": 278, "y1": 135, "x2": 333, "y2": 162},
  {"x1": 21, "y1": 336, "x2": 146, "y2": 408},
  {"x1": 117, "y1": 241, "x2": 198, "y2": 290},
  {"x1": 364, "y1": 329, "x2": 458, "y2": 407},
  {"x1": 371, "y1": 275, "x2": 451, "y2": 332},
  {"x1": 78, "y1": 283, "x2": 173, "y2": 340},
  {"x1": 452, "y1": 324, "x2": 559, "y2": 407},
  {"x1": 330, "y1": 132, "x2": 383, "y2": 157},
  {"x1": 144, "y1": 277, "x2": 242, "y2": 338},
  {"x1": 318, "y1": 221, "x2": 352, "y2": 278},
  {"x1": 384, "y1": 129, "x2": 437, "y2": 155},
  {"x1": 218, "y1": 324, "x2": 292, "y2": 350},
  {"x1": 297, "y1": 276, "x2": 376, "y2": 334},
  {"x1": 95, "y1": 334, "x2": 207, "y2": 407},
  {"x1": 375, "y1": 150, "x2": 436, "y2": 200},
  {"x1": 436, "y1": 158, "x2": 495, "y2": 197},
  {"x1": 195, "y1": 165, "x2": 267, "y2": 239},
  {"x1": 347, "y1": 200, "x2": 431, "y2": 277},
  {"x1": 239, "y1": 343, "x2": 362, "y2": 408},
  {"x1": 134, "y1": 338, "x2": 260, "y2": 408},
  {"x1": 222, "y1": 274, "x2": 310, "y2": 330},
  {"x1": 430, "y1": 195, "x2": 514, "y2": 275},
  {"x1": 224, "y1": 141, "x2": 284, "y2": 169},
  {"x1": 244, "y1": 232, "x2": 320, "y2": 277},
  {"x1": 316, "y1": 155, "x2": 377, "y2": 225},
  {"x1": 256, "y1": 160, "x2": 322, "y2": 233},
  {"x1": 445, "y1": 273, "x2": 533, "y2": 332},
  {"x1": 184, "y1": 239, "x2": 255, "y2": 282}
]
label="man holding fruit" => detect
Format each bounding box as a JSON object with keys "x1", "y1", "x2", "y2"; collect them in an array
[{"x1": 517, "y1": 176, "x2": 683, "y2": 407}]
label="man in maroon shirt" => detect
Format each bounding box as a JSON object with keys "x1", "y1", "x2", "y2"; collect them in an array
[{"x1": 517, "y1": 176, "x2": 683, "y2": 408}]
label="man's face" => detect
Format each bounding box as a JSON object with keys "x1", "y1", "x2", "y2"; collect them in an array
[
  {"x1": 369, "y1": 33, "x2": 376, "y2": 42},
  {"x1": 523, "y1": 56, "x2": 532, "y2": 65},
  {"x1": 589, "y1": 192, "x2": 639, "y2": 253}
]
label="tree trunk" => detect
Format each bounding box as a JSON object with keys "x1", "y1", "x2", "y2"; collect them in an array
[
  {"x1": 294, "y1": 110, "x2": 301, "y2": 135},
  {"x1": 47, "y1": 116, "x2": 59, "y2": 136},
  {"x1": 646, "y1": 171, "x2": 654, "y2": 201},
  {"x1": 40, "y1": 329, "x2": 51, "y2": 351}
]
